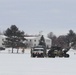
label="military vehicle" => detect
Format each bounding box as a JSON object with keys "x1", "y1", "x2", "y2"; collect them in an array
[
  {"x1": 48, "y1": 46, "x2": 70, "y2": 58},
  {"x1": 47, "y1": 42, "x2": 76, "y2": 58},
  {"x1": 31, "y1": 45, "x2": 46, "y2": 57}
]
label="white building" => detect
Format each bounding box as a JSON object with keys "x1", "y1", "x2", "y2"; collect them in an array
[
  {"x1": 0, "y1": 35, "x2": 52, "y2": 48},
  {"x1": 25, "y1": 35, "x2": 52, "y2": 48},
  {"x1": 0, "y1": 35, "x2": 6, "y2": 47}
]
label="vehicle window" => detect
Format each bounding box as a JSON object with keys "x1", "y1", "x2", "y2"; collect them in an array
[
  {"x1": 33, "y1": 49, "x2": 43, "y2": 51},
  {"x1": 33, "y1": 49, "x2": 38, "y2": 51},
  {"x1": 34, "y1": 40, "x2": 36, "y2": 42}
]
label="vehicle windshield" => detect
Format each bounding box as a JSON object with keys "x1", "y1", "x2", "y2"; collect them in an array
[{"x1": 33, "y1": 49, "x2": 44, "y2": 51}]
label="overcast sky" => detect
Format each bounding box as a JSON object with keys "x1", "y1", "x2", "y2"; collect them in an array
[{"x1": 0, "y1": 0, "x2": 76, "y2": 36}]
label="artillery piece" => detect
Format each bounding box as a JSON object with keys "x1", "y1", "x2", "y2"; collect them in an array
[
  {"x1": 48, "y1": 42, "x2": 76, "y2": 58},
  {"x1": 48, "y1": 46, "x2": 70, "y2": 58}
]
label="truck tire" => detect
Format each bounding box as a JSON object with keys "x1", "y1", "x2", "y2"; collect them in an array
[
  {"x1": 48, "y1": 54, "x2": 55, "y2": 58},
  {"x1": 59, "y1": 54, "x2": 63, "y2": 57},
  {"x1": 32, "y1": 54, "x2": 36, "y2": 57},
  {"x1": 64, "y1": 54, "x2": 69, "y2": 58}
]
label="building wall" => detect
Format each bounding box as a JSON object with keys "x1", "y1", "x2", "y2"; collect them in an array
[
  {"x1": 0, "y1": 35, "x2": 5, "y2": 47},
  {"x1": 25, "y1": 36, "x2": 52, "y2": 48},
  {"x1": 45, "y1": 39, "x2": 51, "y2": 48},
  {"x1": 0, "y1": 35, "x2": 52, "y2": 48},
  {"x1": 32, "y1": 38, "x2": 40, "y2": 47},
  {"x1": 26, "y1": 39, "x2": 33, "y2": 47}
]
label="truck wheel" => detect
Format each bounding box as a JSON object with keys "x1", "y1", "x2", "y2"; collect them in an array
[
  {"x1": 64, "y1": 54, "x2": 69, "y2": 58},
  {"x1": 48, "y1": 54, "x2": 55, "y2": 58},
  {"x1": 41, "y1": 54, "x2": 44, "y2": 58},
  {"x1": 32, "y1": 54, "x2": 36, "y2": 57},
  {"x1": 59, "y1": 55, "x2": 63, "y2": 57},
  {"x1": 51, "y1": 55, "x2": 55, "y2": 58},
  {"x1": 48, "y1": 54, "x2": 51, "y2": 57},
  {"x1": 41, "y1": 55, "x2": 44, "y2": 58}
]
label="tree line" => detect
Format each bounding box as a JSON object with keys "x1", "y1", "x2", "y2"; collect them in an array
[
  {"x1": 3, "y1": 25, "x2": 47, "y2": 53},
  {"x1": 47, "y1": 30, "x2": 76, "y2": 49},
  {"x1": 2, "y1": 25, "x2": 76, "y2": 54},
  {"x1": 3, "y1": 25, "x2": 26, "y2": 53}
]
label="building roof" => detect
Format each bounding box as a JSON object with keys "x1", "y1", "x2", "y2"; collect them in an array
[
  {"x1": 0, "y1": 35, "x2": 7, "y2": 38},
  {"x1": 25, "y1": 35, "x2": 51, "y2": 40},
  {"x1": 24, "y1": 37, "x2": 37, "y2": 39}
]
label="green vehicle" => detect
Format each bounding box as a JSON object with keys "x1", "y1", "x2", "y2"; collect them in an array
[{"x1": 48, "y1": 46, "x2": 70, "y2": 58}]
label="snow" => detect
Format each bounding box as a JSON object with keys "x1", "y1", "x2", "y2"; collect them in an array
[
  {"x1": 0, "y1": 49, "x2": 76, "y2": 75},
  {"x1": 25, "y1": 37, "x2": 37, "y2": 39}
]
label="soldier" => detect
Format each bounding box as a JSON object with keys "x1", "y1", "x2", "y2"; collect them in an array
[{"x1": 22, "y1": 48, "x2": 25, "y2": 53}]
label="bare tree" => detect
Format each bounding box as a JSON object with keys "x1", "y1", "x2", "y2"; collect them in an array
[{"x1": 47, "y1": 32, "x2": 57, "y2": 46}]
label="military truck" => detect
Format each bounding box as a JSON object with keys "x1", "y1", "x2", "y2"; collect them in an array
[
  {"x1": 31, "y1": 45, "x2": 46, "y2": 57},
  {"x1": 48, "y1": 46, "x2": 70, "y2": 58}
]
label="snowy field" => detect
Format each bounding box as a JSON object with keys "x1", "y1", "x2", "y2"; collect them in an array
[{"x1": 0, "y1": 49, "x2": 76, "y2": 75}]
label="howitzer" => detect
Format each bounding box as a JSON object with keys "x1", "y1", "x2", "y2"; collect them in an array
[{"x1": 48, "y1": 42, "x2": 75, "y2": 58}]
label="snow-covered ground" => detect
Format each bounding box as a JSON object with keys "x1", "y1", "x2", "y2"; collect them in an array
[{"x1": 0, "y1": 48, "x2": 76, "y2": 75}]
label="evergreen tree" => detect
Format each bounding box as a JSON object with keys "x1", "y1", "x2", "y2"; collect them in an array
[
  {"x1": 39, "y1": 35, "x2": 46, "y2": 56},
  {"x1": 39, "y1": 35, "x2": 46, "y2": 47},
  {"x1": 66, "y1": 30, "x2": 76, "y2": 47},
  {"x1": 3, "y1": 25, "x2": 26, "y2": 53}
]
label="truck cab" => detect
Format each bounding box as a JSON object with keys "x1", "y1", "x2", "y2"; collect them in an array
[{"x1": 31, "y1": 45, "x2": 46, "y2": 57}]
